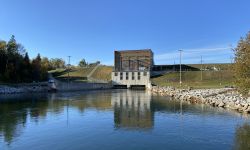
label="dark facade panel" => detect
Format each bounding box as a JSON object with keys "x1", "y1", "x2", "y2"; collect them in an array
[{"x1": 114, "y1": 49, "x2": 154, "y2": 71}]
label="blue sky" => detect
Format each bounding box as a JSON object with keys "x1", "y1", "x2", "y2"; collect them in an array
[{"x1": 0, "y1": 0, "x2": 250, "y2": 65}]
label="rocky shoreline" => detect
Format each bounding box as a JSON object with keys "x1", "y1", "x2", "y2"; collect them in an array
[
  {"x1": 0, "y1": 84, "x2": 48, "y2": 94},
  {"x1": 151, "y1": 86, "x2": 250, "y2": 114},
  {"x1": 0, "y1": 81, "x2": 112, "y2": 94}
]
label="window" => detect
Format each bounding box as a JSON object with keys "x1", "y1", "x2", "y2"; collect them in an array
[
  {"x1": 132, "y1": 72, "x2": 134, "y2": 80},
  {"x1": 120, "y1": 72, "x2": 123, "y2": 80},
  {"x1": 138, "y1": 72, "x2": 141, "y2": 80},
  {"x1": 144, "y1": 72, "x2": 147, "y2": 76},
  {"x1": 126, "y1": 72, "x2": 129, "y2": 80},
  {"x1": 115, "y1": 72, "x2": 118, "y2": 76}
]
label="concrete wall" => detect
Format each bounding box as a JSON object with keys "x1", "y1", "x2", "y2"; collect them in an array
[
  {"x1": 56, "y1": 81, "x2": 112, "y2": 92},
  {"x1": 111, "y1": 71, "x2": 151, "y2": 89}
]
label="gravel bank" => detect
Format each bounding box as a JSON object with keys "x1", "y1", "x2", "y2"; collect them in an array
[
  {"x1": 151, "y1": 86, "x2": 250, "y2": 114},
  {"x1": 0, "y1": 84, "x2": 48, "y2": 94}
]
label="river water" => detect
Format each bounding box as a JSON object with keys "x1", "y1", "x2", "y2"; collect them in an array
[{"x1": 0, "y1": 90, "x2": 250, "y2": 150}]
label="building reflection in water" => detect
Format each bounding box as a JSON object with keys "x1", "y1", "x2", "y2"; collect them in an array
[{"x1": 111, "y1": 90, "x2": 154, "y2": 130}]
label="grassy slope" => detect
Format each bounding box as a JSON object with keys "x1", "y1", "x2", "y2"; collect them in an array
[
  {"x1": 49, "y1": 66, "x2": 113, "y2": 82},
  {"x1": 151, "y1": 70, "x2": 234, "y2": 88},
  {"x1": 91, "y1": 66, "x2": 113, "y2": 81},
  {"x1": 49, "y1": 67, "x2": 94, "y2": 81},
  {"x1": 187, "y1": 63, "x2": 232, "y2": 70}
]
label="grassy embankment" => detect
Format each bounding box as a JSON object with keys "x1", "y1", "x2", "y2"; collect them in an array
[
  {"x1": 151, "y1": 70, "x2": 234, "y2": 89},
  {"x1": 49, "y1": 66, "x2": 113, "y2": 82},
  {"x1": 91, "y1": 66, "x2": 113, "y2": 81},
  {"x1": 188, "y1": 63, "x2": 231, "y2": 70},
  {"x1": 49, "y1": 67, "x2": 92, "y2": 82}
]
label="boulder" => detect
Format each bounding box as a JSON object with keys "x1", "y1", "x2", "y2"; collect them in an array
[
  {"x1": 228, "y1": 102, "x2": 237, "y2": 110},
  {"x1": 243, "y1": 103, "x2": 249, "y2": 110},
  {"x1": 243, "y1": 106, "x2": 250, "y2": 113},
  {"x1": 218, "y1": 102, "x2": 225, "y2": 107},
  {"x1": 247, "y1": 97, "x2": 250, "y2": 104}
]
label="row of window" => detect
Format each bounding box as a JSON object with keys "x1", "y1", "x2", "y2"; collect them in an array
[
  {"x1": 114, "y1": 72, "x2": 147, "y2": 80},
  {"x1": 114, "y1": 72, "x2": 147, "y2": 76}
]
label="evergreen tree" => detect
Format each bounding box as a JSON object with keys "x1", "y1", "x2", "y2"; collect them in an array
[
  {"x1": 32, "y1": 54, "x2": 42, "y2": 81},
  {"x1": 22, "y1": 52, "x2": 31, "y2": 82},
  {"x1": 5, "y1": 35, "x2": 19, "y2": 82}
]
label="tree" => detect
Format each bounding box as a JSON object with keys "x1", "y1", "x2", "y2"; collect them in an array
[
  {"x1": 32, "y1": 54, "x2": 42, "y2": 81},
  {"x1": 78, "y1": 59, "x2": 87, "y2": 67},
  {"x1": 21, "y1": 52, "x2": 32, "y2": 82},
  {"x1": 233, "y1": 31, "x2": 250, "y2": 96},
  {"x1": 5, "y1": 35, "x2": 20, "y2": 82},
  {"x1": 41, "y1": 57, "x2": 51, "y2": 70},
  {"x1": 0, "y1": 41, "x2": 7, "y2": 77},
  {"x1": 50, "y1": 58, "x2": 65, "y2": 69},
  {"x1": 0, "y1": 35, "x2": 50, "y2": 83},
  {"x1": 6, "y1": 35, "x2": 18, "y2": 57}
]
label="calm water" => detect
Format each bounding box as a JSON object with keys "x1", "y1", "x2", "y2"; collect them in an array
[{"x1": 0, "y1": 90, "x2": 250, "y2": 150}]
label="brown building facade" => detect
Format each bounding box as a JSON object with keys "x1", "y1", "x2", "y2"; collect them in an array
[{"x1": 114, "y1": 49, "x2": 154, "y2": 71}]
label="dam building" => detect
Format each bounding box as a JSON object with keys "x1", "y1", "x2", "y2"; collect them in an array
[{"x1": 111, "y1": 49, "x2": 153, "y2": 89}]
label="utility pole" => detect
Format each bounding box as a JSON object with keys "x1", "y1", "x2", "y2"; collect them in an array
[
  {"x1": 179, "y1": 50, "x2": 183, "y2": 86},
  {"x1": 200, "y1": 56, "x2": 203, "y2": 81},
  {"x1": 67, "y1": 56, "x2": 71, "y2": 84},
  {"x1": 173, "y1": 60, "x2": 176, "y2": 71}
]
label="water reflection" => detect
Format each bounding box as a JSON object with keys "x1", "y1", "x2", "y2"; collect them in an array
[
  {"x1": 0, "y1": 94, "x2": 50, "y2": 144},
  {"x1": 234, "y1": 123, "x2": 250, "y2": 150},
  {"x1": 112, "y1": 90, "x2": 153, "y2": 129},
  {"x1": 0, "y1": 90, "x2": 250, "y2": 149},
  {"x1": 0, "y1": 92, "x2": 112, "y2": 144}
]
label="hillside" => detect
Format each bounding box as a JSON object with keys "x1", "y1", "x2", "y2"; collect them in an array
[
  {"x1": 91, "y1": 66, "x2": 113, "y2": 81},
  {"x1": 187, "y1": 63, "x2": 232, "y2": 70},
  {"x1": 151, "y1": 70, "x2": 234, "y2": 88},
  {"x1": 49, "y1": 66, "x2": 113, "y2": 82},
  {"x1": 49, "y1": 67, "x2": 94, "y2": 82}
]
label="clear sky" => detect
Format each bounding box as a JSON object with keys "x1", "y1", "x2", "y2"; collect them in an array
[{"x1": 0, "y1": 0, "x2": 250, "y2": 65}]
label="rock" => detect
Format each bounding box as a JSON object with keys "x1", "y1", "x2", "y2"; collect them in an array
[
  {"x1": 243, "y1": 103, "x2": 249, "y2": 110},
  {"x1": 238, "y1": 105, "x2": 244, "y2": 112},
  {"x1": 247, "y1": 97, "x2": 250, "y2": 103},
  {"x1": 228, "y1": 102, "x2": 237, "y2": 110},
  {"x1": 210, "y1": 100, "x2": 216, "y2": 106},
  {"x1": 218, "y1": 102, "x2": 225, "y2": 107},
  {"x1": 243, "y1": 106, "x2": 250, "y2": 113}
]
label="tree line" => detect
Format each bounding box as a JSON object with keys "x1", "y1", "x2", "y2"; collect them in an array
[{"x1": 0, "y1": 35, "x2": 65, "y2": 83}]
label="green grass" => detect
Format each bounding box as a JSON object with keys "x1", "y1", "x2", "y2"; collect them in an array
[
  {"x1": 91, "y1": 66, "x2": 113, "y2": 81},
  {"x1": 187, "y1": 63, "x2": 232, "y2": 70},
  {"x1": 49, "y1": 67, "x2": 94, "y2": 82},
  {"x1": 49, "y1": 66, "x2": 113, "y2": 82},
  {"x1": 151, "y1": 70, "x2": 234, "y2": 89}
]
